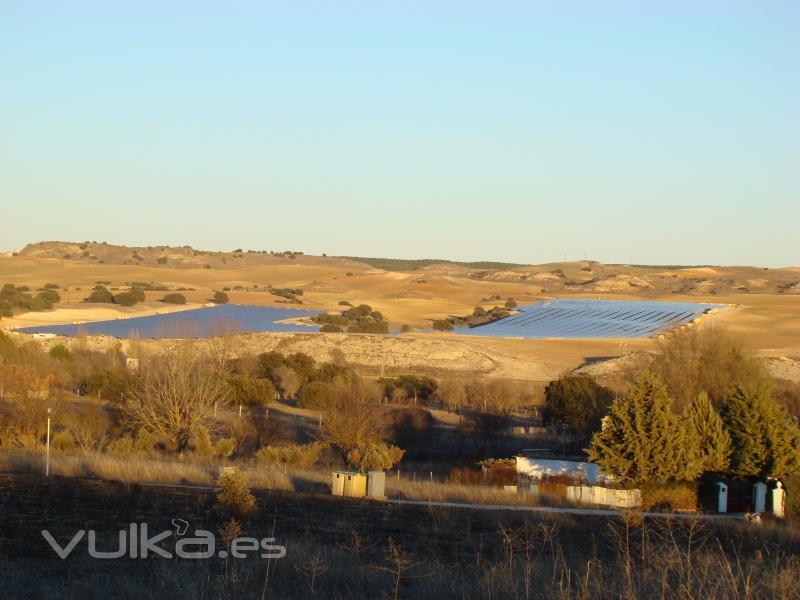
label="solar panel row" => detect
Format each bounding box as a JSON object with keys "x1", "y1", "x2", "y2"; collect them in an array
[
  {"x1": 17, "y1": 304, "x2": 320, "y2": 339},
  {"x1": 455, "y1": 299, "x2": 722, "y2": 339}
]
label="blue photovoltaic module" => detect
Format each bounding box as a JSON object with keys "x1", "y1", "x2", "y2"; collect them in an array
[
  {"x1": 454, "y1": 299, "x2": 722, "y2": 339},
  {"x1": 17, "y1": 304, "x2": 319, "y2": 339}
]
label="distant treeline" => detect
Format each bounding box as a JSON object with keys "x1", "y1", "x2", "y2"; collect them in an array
[{"x1": 338, "y1": 256, "x2": 527, "y2": 271}]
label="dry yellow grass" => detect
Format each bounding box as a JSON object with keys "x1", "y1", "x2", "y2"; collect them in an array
[
  {"x1": 0, "y1": 450, "x2": 294, "y2": 491},
  {"x1": 0, "y1": 450, "x2": 557, "y2": 507}
]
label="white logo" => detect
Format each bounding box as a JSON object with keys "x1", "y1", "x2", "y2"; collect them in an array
[{"x1": 41, "y1": 520, "x2": 287, "y2": 560}]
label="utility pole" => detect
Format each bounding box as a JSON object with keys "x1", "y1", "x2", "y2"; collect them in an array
[{"x1": 45, "y1": 407, "x2": 51, "y2": 477}]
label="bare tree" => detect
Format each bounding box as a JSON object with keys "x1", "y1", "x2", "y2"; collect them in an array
[
  {"x1": 61, "y1": 405, "x2": 113, "y2": 454},
  {"x1": 318, "y1": 378, "x2": 399, "y2": 468},
  {"x1": 438, "y1": 378, "x2": 467, "y2": 411},
  {"x1": 627, "y1": 326, "x2": 771, "y2": 411},
  {"x1": 123, "y1": 348, "x2": 230, "y2": 451},
  {"x1": 272, "y1": 365, "x2": 301, "y2": 399}
]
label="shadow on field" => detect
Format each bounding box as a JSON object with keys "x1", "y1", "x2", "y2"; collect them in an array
[{"x1": 290, "y1": 474, "x2": 330, "y2": 494}]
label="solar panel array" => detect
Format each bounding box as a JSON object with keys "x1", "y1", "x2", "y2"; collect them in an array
[
  {"x1": 17, "y1": 304, "x2": 320, "y2": 339},
  {"x1": 455, "y1": 299, "x2": 722, "y2": 339}
]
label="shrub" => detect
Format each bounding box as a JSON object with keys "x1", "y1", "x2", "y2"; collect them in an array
[
  {"x1": 108, "y1": 430, "x2": 157, "y2": 454},
  {"x1": 216, "y1": 469, "x2": 256, "y2": 518},
  {"x1": 269, "y1": 288, "x2": 302, "y2": 303},
  {"x1": 353, "y1": 442, "x2": 405, "y2": 471},
  {"x1": 157, "y1": 256, "x2": 167, "y2": 264},
  {"x1": 84, "y1": 368, "x2": 132, "y2": 401},
  {"x1": 113, "y1": 291, "x2": 139, "y2": 306},
  {"x1": 256, "y1": 442, "x2": 325, "y2": 468},
  {"x1": 212, "y1": 291, "x2": 229, "y2": 304},
  {"x1": 25, "y1": 295, "x2": 51, "y2": 311},
  {"x1": 298, "y1": 381, "x2": 333, "y2": 410},
  {"x1": 193, "y1": 428, "x2": 236, "y2": 459},
  {"x1": 505, "y1": 298, "x2": 517, "y2": 308},
  {"x1": 338, "y1": 300, "x2": 352, "y2": 306},
  {"x1": 49, "y1": 344, "x2": 72, "y2": 362},
  {"x1": 133, "y1": 429, "x2": 156, "y2": 453},
  {"x1": 347, "y1": 318, "x2": 389, "y2": 334},
  {"x1": 320, "y1": 324, "x2": 343, "y2": 333},
  {"x1": 51, "y1": 431, "x2": 75, "y2": 451},
  {"x1": 162, "y1": 293, "x2": 186, "y2": 304},
  {"x1": 344, "y1": 304, "x2": 373, "y2": 319},
  {"x1": 314, "y1": 314, "x2": 350, "y2": 326},
  {"x1": 214, "y1": 438, "x2": 235, "y2": 459},
  {"x1": 106, "y1": 435, "x2": 134, "y2": 454},
  {"x1": 226, "y1": 374, "x2": 275, "y2": 407},
  {"x1": 38, "y1": 289, "x2": 60, "y2": 304},
  {"x1": 85, "y1": 287, "x2": 114, "y2": 303},
  {"x1": 432, "y1": 319, "x2": 454, "y2": 331},
  {"x1": 400, "y1": 324, "x2": 411, "y2": 332}
]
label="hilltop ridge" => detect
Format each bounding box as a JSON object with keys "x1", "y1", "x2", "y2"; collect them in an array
[{"x1": 14, "y1": 241, "x2": 800, "y2": 296}]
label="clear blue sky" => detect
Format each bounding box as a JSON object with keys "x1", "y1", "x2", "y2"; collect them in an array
[{"x1": 2, "y1": 1, "x2": 798, "y2": 266}]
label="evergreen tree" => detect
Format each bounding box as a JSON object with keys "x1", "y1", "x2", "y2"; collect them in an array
[
  {"x1": 718, "y1": 385, "x2": 800, "y2": 478},
  {"x1": 767, "y1": 412, "x2": 800, "y2": 478},
  {"x1": 543, "y1": 374, "x2": 614, "y2": 436},
  {"x1": 683, "y1": 391, "x2": 732, "y2": 474},
  {"x1": 587, "y1": 373, "x2": 690, "y2": 485},
  {"x1": 718, "y1": 385, "x2": 771, "y2": 477}
]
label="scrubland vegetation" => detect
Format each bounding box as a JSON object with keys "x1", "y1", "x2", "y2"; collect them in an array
[
  {"x1": 429, "y1": 301, "x2": 518, "y2": 332},
  {"x1": 269, "y1": 287, "x2": 304, "y2": 303},
  {"x1": 313, "y1": 303, "x2": 390, "y2": 333},
  {"x1": 0, "y1": 283, "x2": 60, "y2": 317}
]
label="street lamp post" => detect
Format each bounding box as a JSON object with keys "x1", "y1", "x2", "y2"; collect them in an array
[{"x1": 45, "y1": 407, "x2": 51, "y2": 477}]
